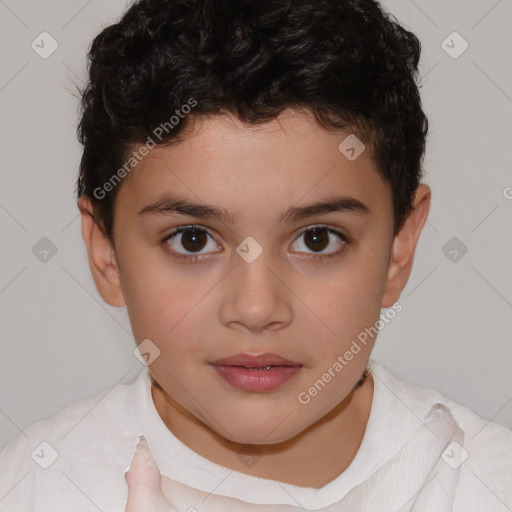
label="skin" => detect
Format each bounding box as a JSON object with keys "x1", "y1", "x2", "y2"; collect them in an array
[{"x1": 78, "y1": 108, "x2": 430, "y2": 489}]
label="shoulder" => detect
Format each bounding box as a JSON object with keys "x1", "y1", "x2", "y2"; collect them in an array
[
  {"x1": 447, "y1": 398, "x2": 512, "y2": 509},
  {"x1": 0, "y1": 370, "x2": 145, "y2": 511},
  {"x1": 369, "y1": 360, "x2": 512, "y2": 510}
]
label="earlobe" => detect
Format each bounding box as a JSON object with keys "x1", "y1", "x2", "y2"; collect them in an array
[
  {"x1": 382, "y1": 184, "x2": 431, "y2": 308},
  {"x1": 77, "y1": 196, "x2": 126, "y2": 307}
]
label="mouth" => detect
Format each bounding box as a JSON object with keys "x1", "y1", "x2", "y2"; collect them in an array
[{"x1": 209, "y1": 353, "x2": 303, "y2": 392}]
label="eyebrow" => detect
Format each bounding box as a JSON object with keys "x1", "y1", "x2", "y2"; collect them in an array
[{"x1": 138, "y1": 194, "x2": 370, "y2": 224}]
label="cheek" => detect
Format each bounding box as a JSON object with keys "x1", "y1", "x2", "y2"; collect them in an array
[
  {"x1": 303, "y1": 254, "x2": 388, "y2": 346},
  {"x1": 120, "y1": 256, "x2": 219, "y2": 373},
  {"x1": 118, "y1": 246, "x2": 199, "y2": 342},
  {"x1": 127, "y1": 282, "x2": 198, "y2": 344}
]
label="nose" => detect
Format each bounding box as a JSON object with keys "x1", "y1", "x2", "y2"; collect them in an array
[{"x1": 218, "y1": 250, "x2": 293, "y2": 334}]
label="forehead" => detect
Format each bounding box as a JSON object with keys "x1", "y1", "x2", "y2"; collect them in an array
[{"x1": 115, "y1": 109, "x2": 391, "y2": 224}]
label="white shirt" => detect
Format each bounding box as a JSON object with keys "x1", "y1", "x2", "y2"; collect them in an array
[{"x1": 0, "y1": 360, "x2": 511, "y2": 511}]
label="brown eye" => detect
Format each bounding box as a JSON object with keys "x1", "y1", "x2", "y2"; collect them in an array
[
  {"x1": 164, "y1": 226, "x2": 220, "y2": 257},
  {"x1": 290, "y1": 226, "x2": 346, "y2": 258},
  {"x1": 303, "y1": 228, "x2": 330, "y2": 252},
  {"x1": 180, "y1": 228, "x2": 208, "y2": 252}
]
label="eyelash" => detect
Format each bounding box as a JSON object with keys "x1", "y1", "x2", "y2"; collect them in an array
[{"x1": 162, "y1": 224, "x2": 349, "y2": 263}]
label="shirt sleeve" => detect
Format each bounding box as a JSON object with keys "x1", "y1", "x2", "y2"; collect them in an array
[{"x1": 0, "y1": 432, "x2": 37, "y2": 512}]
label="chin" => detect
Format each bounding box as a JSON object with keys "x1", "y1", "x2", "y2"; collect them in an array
[{"x1": 214, "y1": 419, "x2": 302, "y2": 446}]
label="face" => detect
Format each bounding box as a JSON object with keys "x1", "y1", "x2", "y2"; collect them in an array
[{"x1": 108, "y1": 109, "x2": 397, "y2": 444}]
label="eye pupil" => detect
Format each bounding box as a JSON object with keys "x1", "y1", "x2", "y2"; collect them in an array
[
  {"x1": 304, "y1": 228, "x2": 329, "y2": 252},
  {"x1": 181, "y1": 229, "x2": 207, "y2": 252}
]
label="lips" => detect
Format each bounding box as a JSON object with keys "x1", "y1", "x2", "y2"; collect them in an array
[
  {"x1": 209, "y1": 353, "x2": 302, "y2": 369},
  {"x1": 209, "y1": 353, "x2": 303, "y2": 392}
]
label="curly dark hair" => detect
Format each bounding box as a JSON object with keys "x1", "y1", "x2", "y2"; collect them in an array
[{"x1": 76, "y1": 0, "x2": 428, "y2": 242}]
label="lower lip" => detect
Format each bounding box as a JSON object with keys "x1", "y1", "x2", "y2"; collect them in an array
[{"x1": 211, "y1": 365, "x2": 302, "y2": 392}]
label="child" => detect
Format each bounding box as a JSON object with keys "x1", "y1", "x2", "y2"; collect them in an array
[{"x1": 1, "y1": 0, "x2": 511, "y2": 510}]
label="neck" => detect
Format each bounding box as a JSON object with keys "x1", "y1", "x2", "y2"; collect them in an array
[{"x1": 151, "y1": 371, "x2": 374, "y2": 489}]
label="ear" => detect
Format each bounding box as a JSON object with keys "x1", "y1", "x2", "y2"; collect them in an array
[
  {"x1": 382, "y1": 184, "x2": 431, "y2": 308},
  {"x1": 77, "y1": 196, "x2": 125, "y2": 307}
]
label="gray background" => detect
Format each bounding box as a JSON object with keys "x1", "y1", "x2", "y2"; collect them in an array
[{"x1": 0, "y1": 0, "x2": 511, "y2": 451}]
